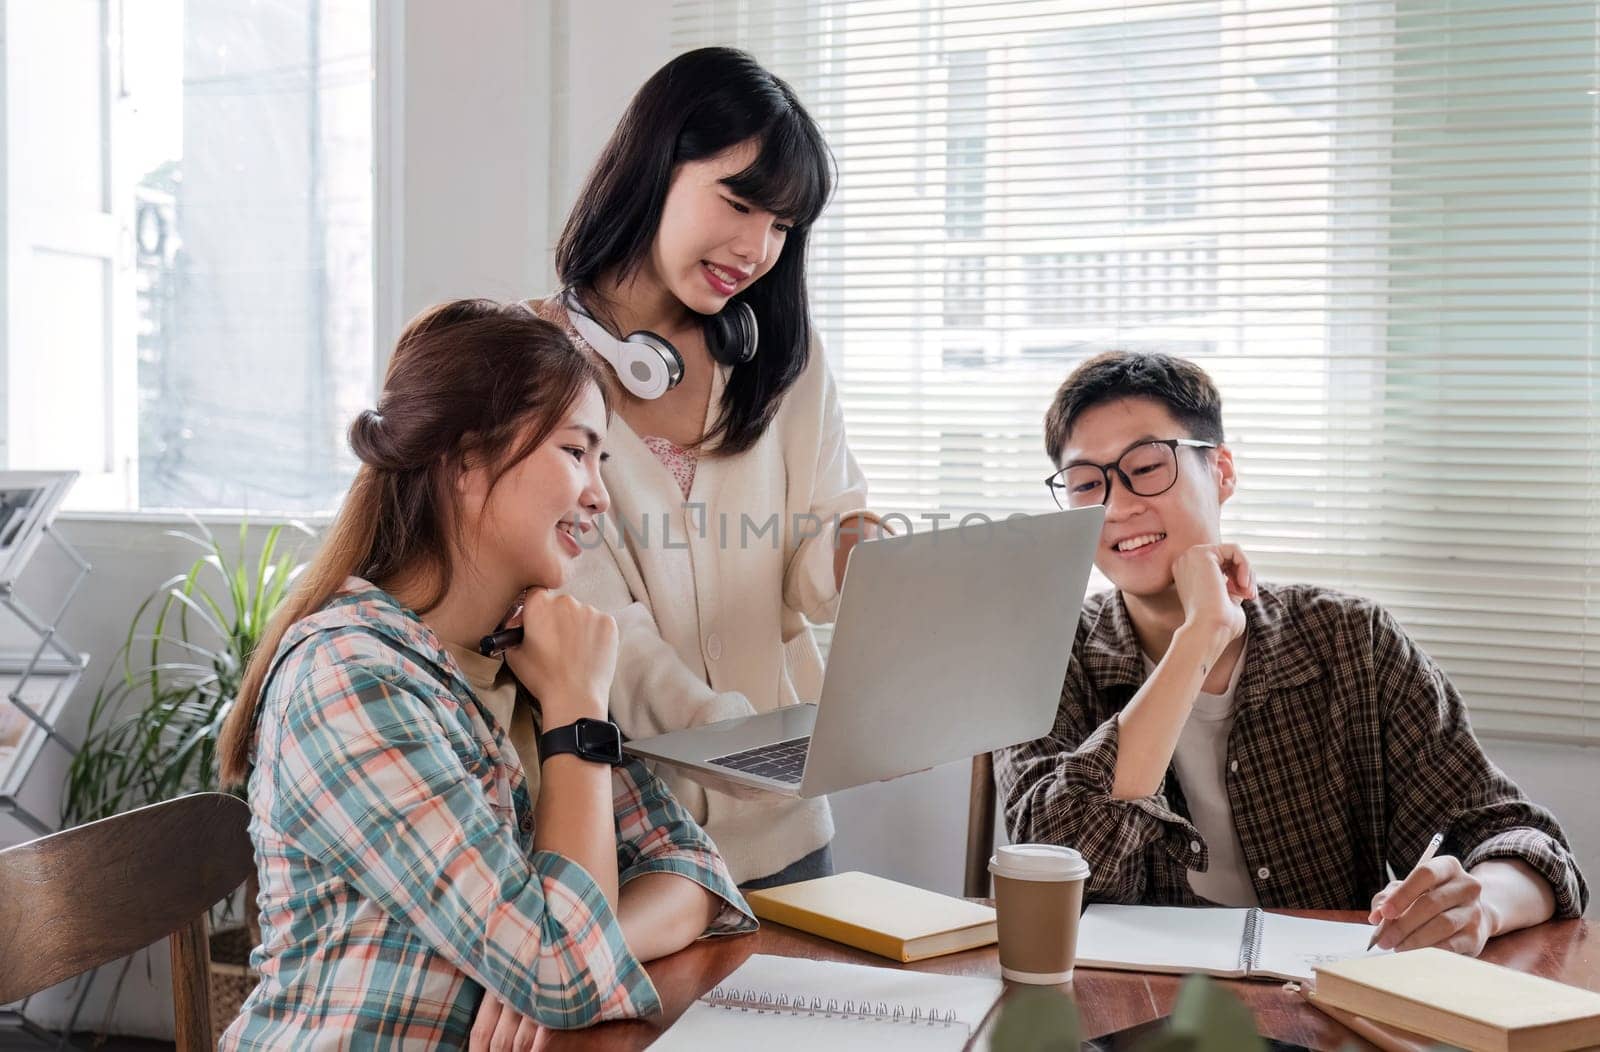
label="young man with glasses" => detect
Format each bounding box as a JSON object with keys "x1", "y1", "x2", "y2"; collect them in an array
[{"x1": 995, "y1": 351, "x2": 1586, "y2": 955}]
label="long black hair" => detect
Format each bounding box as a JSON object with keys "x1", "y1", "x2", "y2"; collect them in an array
[{"x1": 555, "y1": 47, "x2": 834, "y2": 456}]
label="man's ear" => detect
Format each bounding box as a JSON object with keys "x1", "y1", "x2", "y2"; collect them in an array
[{"x1": 1214, "y1": 443, "x2": 1238, "y2": 504}]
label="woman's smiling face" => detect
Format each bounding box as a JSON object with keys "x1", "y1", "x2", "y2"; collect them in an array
[
  {"x1": 459, "y1": 383, "x2": 611, "y2": 592},
  {"x1": 648, "y1": 139, "x2": 793, "y2": 316}
]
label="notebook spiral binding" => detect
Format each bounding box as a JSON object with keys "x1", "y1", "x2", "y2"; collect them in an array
[
  {"x1": 1240, "y1": 907, "x2": 1265, "y2": 972},
  {"x1": 702, "y1": 986, "x2": 969, "y2": 1032}
]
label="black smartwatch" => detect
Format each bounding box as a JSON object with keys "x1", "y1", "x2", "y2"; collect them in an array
[{"x1": 539, "y1": 718, "x2": 625, "y2": 766}]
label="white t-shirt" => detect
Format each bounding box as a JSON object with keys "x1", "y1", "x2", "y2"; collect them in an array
[{"x1": 1142, "y1": 639, "x2": 1259, "y2": 907}]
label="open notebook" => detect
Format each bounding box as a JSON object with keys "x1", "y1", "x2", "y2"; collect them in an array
[
  {"x1": 1077, "y1": 904, "x2": 1382, "y2": 982},
  {"x1": 650, "y1": 954, "x2": 1005, "y2": 1051}
]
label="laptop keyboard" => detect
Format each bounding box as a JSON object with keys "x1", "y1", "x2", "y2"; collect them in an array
[{"x1": 707, "y1": 735, "x2": 811, "y2": 784}]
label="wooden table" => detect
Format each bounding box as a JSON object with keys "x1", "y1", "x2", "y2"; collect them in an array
[{"x1": 538, "y1": 910, "x2": 1597, "y2": 1050}]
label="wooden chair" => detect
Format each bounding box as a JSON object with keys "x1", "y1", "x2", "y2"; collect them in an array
[
  {"x1": 963, "y1": 752, "x2": 997, "y2": 897},
  {"x1": 0, "y1": 792, "x2": 255, "y2": 1051}
]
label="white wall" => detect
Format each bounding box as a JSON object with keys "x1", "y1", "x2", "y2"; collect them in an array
[
  {"x1": 387, "y1": 0, "x2": 668, "y2": 329},
  {"x1": 389, "y1": 0, "x2": 556, "y2": 327},
  {"x1": 547, "y1": 0, "x2": 671, "y2": 225}
]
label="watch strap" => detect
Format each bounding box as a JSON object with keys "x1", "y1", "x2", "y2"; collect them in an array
[{"x1": 539, "y1": 717, "x2": 623, "y2": 766}]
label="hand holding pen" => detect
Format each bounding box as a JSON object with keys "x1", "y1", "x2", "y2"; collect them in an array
[
  {"x1": 484, "y1": 589, "x2": 618, "y2": 728},
  {"x1": 1369, "y1": 831, "x2": 1558, "y2": 957},
  {"x1": 1368, "y1": 832, "x2": 1444, "y2": 949}
]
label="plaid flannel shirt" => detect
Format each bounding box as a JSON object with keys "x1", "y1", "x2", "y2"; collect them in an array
[
  {"x1": 220, "y1": 582, "x2": 756, "y2": 1050},
  {"x1": 994, "y1": 582, "x2": 1587, "y2": 917}
]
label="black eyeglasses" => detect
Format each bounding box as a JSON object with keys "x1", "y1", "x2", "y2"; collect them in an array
[{"x1": 1046, "y1": 438, "x2": 1218, "y2": 509}]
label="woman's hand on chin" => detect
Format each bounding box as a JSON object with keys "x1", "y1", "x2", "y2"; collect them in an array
[{"x1": 501, "y1": 589, "x2": 619, "y2": 727}]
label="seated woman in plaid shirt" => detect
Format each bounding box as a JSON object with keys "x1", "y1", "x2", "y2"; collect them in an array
[
  {"x1": 997, "y1": 351, "x2": 1586, "y2": 957},
  {"x1": 215, "y1": 299, "x2": 755, "y2": 1049}
]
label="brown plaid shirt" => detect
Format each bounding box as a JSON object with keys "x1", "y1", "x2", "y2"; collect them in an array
[{"x1": 993, "y1": 582, "x2": 1587, "y2": 917}]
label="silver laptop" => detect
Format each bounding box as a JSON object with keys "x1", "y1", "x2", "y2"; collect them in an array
[{"x1": 624, "y1": 506, "x2": 1104, "y2": 797}]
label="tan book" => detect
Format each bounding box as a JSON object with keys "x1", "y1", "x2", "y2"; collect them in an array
[
  {"x1": 1313, "y1": 947, "x2": 1600, "y2": 1052},
  {"x1": 744, "y1": 871, "x2": 997, "y2": 963}
]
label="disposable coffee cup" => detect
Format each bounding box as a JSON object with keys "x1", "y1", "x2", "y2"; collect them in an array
[{"x1": 989, "y1": 844, "x2": 1090, "y2": 984}]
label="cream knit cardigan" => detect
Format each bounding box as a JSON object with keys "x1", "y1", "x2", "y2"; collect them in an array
[{"x1": 534, "y1": 298, "x2": 872, "y2": 883}]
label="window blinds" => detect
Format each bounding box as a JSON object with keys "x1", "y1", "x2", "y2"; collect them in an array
[{"x1": 670, "y1": 0, "x2": 1600, "y2": 742}]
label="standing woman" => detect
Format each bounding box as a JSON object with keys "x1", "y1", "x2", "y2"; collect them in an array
[
  {"x1": 216, "y1": 300, "x2": 753, "y2": 1048},
  {"x1": 534, "y1": 47, "x2": 881, "y2": 888}
]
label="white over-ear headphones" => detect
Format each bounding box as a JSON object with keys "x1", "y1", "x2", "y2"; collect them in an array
[
  {"x1": 562, "y1": 290, "x2": 685, "y2": 401},
  {"x1": 560, "y1": 288, "x2": 758, "y2": 401}
]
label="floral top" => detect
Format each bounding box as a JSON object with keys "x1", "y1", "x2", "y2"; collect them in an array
[
  {"x1": 220, "y1": 580, "x2": 755, "y2": 1049},
  {"x1": 641, "y1": 435, "x2": 698, "y2": 499}
]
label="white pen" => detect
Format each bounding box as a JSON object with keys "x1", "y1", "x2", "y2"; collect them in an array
[{"x1": 1368, "y1": 831, "x2": 1445, "y2": 949}]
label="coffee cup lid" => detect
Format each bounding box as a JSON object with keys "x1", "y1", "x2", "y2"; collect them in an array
[{"x1": 989, "y1": 843, "x2": 1091, "y2": 882}]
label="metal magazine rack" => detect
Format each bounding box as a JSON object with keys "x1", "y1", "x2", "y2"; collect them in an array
[
  {"x1": 0, "y1": 524, "x2": 91, "y2": 835},
  {"x1": 0, "y1": 472, "x2": 91, "y2": 1048},
  {"x1": 0, "y1": 472, "x2": 89, "y2": 836}
]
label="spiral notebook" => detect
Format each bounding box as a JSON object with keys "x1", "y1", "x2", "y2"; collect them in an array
[
  {"x1": 1077, "y1": 904, "x2": 1381, "y2": 982},
  {"x1": 650, "y1": 954, "x2": 1005, "y2": 1050}
]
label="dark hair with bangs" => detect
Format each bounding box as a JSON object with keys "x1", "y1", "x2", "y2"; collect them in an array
[{"x1": 555, "y1": 47, "x2": 834, "y2": 455}]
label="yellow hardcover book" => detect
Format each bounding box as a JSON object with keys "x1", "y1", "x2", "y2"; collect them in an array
[
  {"x1": 1313, "y1": 947, "x2": 1600, "y2": 1052},
  {"x1": 744, "y1": 871, "x2": 997, "y2": 963}
]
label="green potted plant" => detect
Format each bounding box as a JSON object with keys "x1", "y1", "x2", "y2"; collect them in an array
[
  {"x1": 62, "y1": 516, "x2": 312, "y2": 1034},
  {"x1": 64, "y1": 517, "x2": 310, "y2": 823}
]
